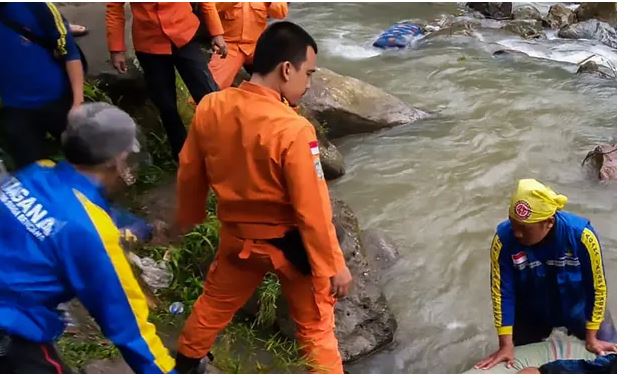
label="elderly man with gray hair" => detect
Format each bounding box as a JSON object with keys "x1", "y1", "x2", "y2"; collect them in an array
[{"x1": 0, "y1": 103, "x2": 175, "y2": 373}]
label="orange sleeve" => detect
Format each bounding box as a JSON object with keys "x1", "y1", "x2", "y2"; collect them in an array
[
  {"x1": 198, "y1": 2, "x2": 225, "y2": 36},
  {"x1": 266, "y1": 2, "x2": 288, "y2": 19},
  {"x1": 284, "y1": 122, "x2": 347, "y2": 277},
  {"x1": 105, "y1": 2, "x2": 127, "y2": 52},
  {"x1": 176, "y1": 104, "x2": 210, "y2": 232}
]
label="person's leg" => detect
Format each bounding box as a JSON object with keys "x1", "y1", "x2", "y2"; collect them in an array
[
  {"x1": 173, "y1": 40, "x2": 218, "y2": 102},
  {"x1": 277, "y1": 267, "x2": 343, "y2": 374},
  {"x1": 208, "y1": 43, "x2": 247, "y2": 90},
  {"x1": 136, "y1": 52, "x2": 186, "y2": 161},
  {"x1": 6, "y1": 336, "x2": 71, "y2": 373},
  {"x1": 0, "y1": 106, "x2": 48, "y2": 169},
  {"x1": 177, "y1": 234, "x2": 269, "y2": 359}
]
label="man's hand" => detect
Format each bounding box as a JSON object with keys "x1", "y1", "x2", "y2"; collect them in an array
[
  {"x1": 586, "y1": 337, "x2": 617, "y2": 356},
  {"x1": 330, "y1": 266, "x2": 352, "y2": 298},
  {"x1": 211, "y1": 35, "x2": 228, "y2": 58},
  {"x1": 475, "y1": 342, "x2": 515, "y2": 370},
  {"x1": 110, "y1": 52, "x2": 128, "y2": 73}
]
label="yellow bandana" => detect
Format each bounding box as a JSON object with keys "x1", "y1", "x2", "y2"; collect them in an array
[{"x1": 509, "y1": 179, "x2": 568, "y2": 223}]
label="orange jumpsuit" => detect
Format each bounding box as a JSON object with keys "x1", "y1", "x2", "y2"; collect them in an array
[
  {"x1": 205, "y1": 2, "x2": 289, "y2": 89},
  {"x1": 176, "y1": 81, "x2": 346, "y2": 373},
  {"x1": 106, "y1": 2, "x2": 222, "y2": 54}
]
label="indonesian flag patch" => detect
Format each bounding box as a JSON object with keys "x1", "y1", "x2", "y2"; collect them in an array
[
  {"x1": 511, "y1": 251, "x2": 527, "y2": 265},
  {"x1": 309, "y1": 140, "x2": 324, "y2": 179},
  {"x1": 309, "y1": 140, "x2": 320, "y2": 156}
]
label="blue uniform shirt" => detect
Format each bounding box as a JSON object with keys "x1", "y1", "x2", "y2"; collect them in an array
[
  {"x1": 373, "y1": 22, "x2": 423, "y2": 49},
  {"x1": 490, "y1": 211, "x2": 607, "y2": 337},
  {"x1": 0, "y1": 161, "x2": 175, "y2": 373},
  {"x1": 0, "y1": 3, "x2": 80, "y2": 108}
]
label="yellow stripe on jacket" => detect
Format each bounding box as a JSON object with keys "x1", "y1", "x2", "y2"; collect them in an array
[
  {"x1": 490, "y1": 234, "x2": 512, "y2": 335},
  {"x1": 581, "y1": 228, "x2": 607, "y2": 330},
  {"x1": 74, "y1": 190, "x2": 174, "y2": 373},
  {"x1": 45, "y1": 2, "x2": 68, "y2": 56}
]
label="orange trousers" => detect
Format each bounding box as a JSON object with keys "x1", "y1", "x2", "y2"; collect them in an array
[
  {"x1": 209, "y1": 43, "x2": 254, "y2": 90},
  {"x1": 177, "y1": 229, "x2": 344, "y2": 374}
]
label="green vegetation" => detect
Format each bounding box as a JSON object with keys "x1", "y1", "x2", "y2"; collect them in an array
[{"x1": 57, "y1": 334, "x2": 120, "y2": 371}]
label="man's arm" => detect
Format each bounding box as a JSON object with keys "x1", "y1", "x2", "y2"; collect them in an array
[
  {"x1": 197, "y1": 3, "x2": 225, "y2": 37},
  {"x1": 283, "y1": 124, "x2": 347, "y2": 279},
  {"x1": 176, "y1": 104, "x2": 209, "y2": 233},
  {"x1": 475, "y1": 234, "x2": 516, "y2": 370},
  {"x1": 105, "y1": 3, "x2": 126, "y2": 52},
  {"x1": 266, "y1": 2, "x2": 289, "y2": 19},
  {"x1": 577, "y1": 225, "x2": 616, "y2": 354},
  {"x1": 60, "y1": 191, "x2": 175, "y2": 373}
]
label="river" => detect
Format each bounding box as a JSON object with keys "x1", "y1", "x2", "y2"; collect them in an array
[{"x1": 288, "y1": 2, "x2": 617, "y2": 373}]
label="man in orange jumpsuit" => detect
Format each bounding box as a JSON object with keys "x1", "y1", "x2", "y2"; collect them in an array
[
  {"x1": 174, "y1": 21, "x2": 351, "y2": 374},
  {"x1": 205, "y1": 2, "x2": 289, "y2": 90},
  {"x1": 105, "y1": 3, "x2": 223, "y2": 161}
]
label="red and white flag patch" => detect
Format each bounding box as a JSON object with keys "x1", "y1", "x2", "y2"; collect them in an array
[
  {"x1": 309, "y1": 140, "x2": 320, "y2": 156},
  {"x1": 511, "y1": 251, "x2": 527, "y2": 265}
]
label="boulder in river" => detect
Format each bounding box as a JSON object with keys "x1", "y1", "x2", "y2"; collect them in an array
[
  {"x1": 502, "y1": 19, "x2": 546, "y2": 40},
  {"x1": 276, "y1": 199, "x2": 398, "y2": 363},
  {"x1": 582, "y1": 144, "x2": 617, "y2": 182},
  {"x1": 299, "y1": 107, "x2": 346, "y2": 180},
  {"x1": 576, "y1": 60, "x2": 616, "y2": 79},
  {"x1": 301, "y1": 67, "x2": 427, "y2": 138},
  {"x1": 512, "y1": 4, "x2": 542, "y2": 21},
  {"x1": 465, "y1": 3, "x2": 512, "y2": 20},
  {"x1": 543, "y1": 4, "x2": 577, "y2": 30},
  {"x1": 559, "y1": 19, "x2": 617, "y2": 49},
  {"x1": 360, "y1": 229, "x2": 401, "y2": 281},
  {"x1": 574, "y1": 2, "x2": 617, "y2": 28}
]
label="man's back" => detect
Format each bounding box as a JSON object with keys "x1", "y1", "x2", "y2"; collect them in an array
[{"x1": 179, "y1": 81, "x2": 314, "y2": 228}]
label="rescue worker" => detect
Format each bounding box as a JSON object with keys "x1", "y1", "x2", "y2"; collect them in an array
[
  {"x1": 105, "y1": 2, "x2": 222, "y2": 161},
  {"x1": 174, "y1": 21, "x2": 351, "y2": 374},
  {"x1": 475, "y1": 179, "x2": 617, "y2": 370},
  {"x1": 0, "y1": 103, "x2": 175, "y2": 373},
  {"x1": 0, "y1": 2, "x2": 84, "y2": 169},
  {"x1": 205, "y1": 2, "x2": 288, "y2": 90}
]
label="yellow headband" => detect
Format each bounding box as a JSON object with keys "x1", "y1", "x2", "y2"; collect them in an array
[{"x1": 509, "y1": 179, "x2": 568, "y2": 224}]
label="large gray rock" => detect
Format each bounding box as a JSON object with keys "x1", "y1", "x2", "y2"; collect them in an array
[
  {"x1": 575, "y1": 2, "x2": 617, "y2": 28},
  {"x1": 559, "y1": 20, "x2": 617, "y2": 49},
  {"x1": 465, "y1": 3, "x2": 512, "y2": 20},
  {"x1": 543, "y1": 4, "x2": 576, "y2": 29},
  {"x1": 301, "y1": 68, "x2": 427, "y2": 138},
  {"x1": 275, "y1": 199, "x2": 398, "y2": 363},
  {"x1": 512, "y1": 4, "x2": 542, "y2": 21},
  {"x1": 360, "y1": 229, "x2": 401, "y2": 281}
]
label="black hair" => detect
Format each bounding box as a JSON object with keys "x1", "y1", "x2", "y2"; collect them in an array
[{"x1": 251, "y1": 21, "x2": 318, "y2": 75}]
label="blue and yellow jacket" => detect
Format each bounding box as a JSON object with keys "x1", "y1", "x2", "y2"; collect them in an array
[
  {"x1": 490, "y1": 211, "x2": 607, "y2": 337},
  {"x1": 0, "y1": 161, "x2": 175, "y2": 373}
]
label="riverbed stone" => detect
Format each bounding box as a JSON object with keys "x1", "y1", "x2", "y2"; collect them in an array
[
  {"x1": 543, "y1": 4, "x2": 576, "y2": 30},
  {"x1": 301, "y1": 68, "x2": 427, "y2": 138},
  {"x1": 502, "y1": 19, "x2": 546, "y2": 40},
  {"x1": 559, "y1": 19, "x2": 617, "y2": 49},
  {"x1": 574, "y1": 2, "x2": 616, "y2": 28},
  {"x1": 465, "y1": 3, "x2": 512, "y2": 20},
  {"x1": 512, "y1": 4, "x2": 542, "y2": 21},
  {"x1": 583, "y1": 144, "x2": 617, "y2": 182}
]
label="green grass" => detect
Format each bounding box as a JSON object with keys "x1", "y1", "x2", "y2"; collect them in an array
[{"x1": 57, "y1": 334, "x2": 120, "y2": 371}]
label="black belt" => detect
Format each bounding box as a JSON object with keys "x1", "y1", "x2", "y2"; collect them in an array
[{"x1": 268, "y1": 229, "x2": 312, "y2": 275}]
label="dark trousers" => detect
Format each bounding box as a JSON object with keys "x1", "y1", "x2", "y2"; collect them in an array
[
  {"x1": 136, "y1": 40, "x2": 218, "y2": 161},
  {"x1": 0, "y1": 333, "x2": 71, "y2": 373},
  {"x1": 0, "y1": 95, "x2": 71, "y2": 169}
]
